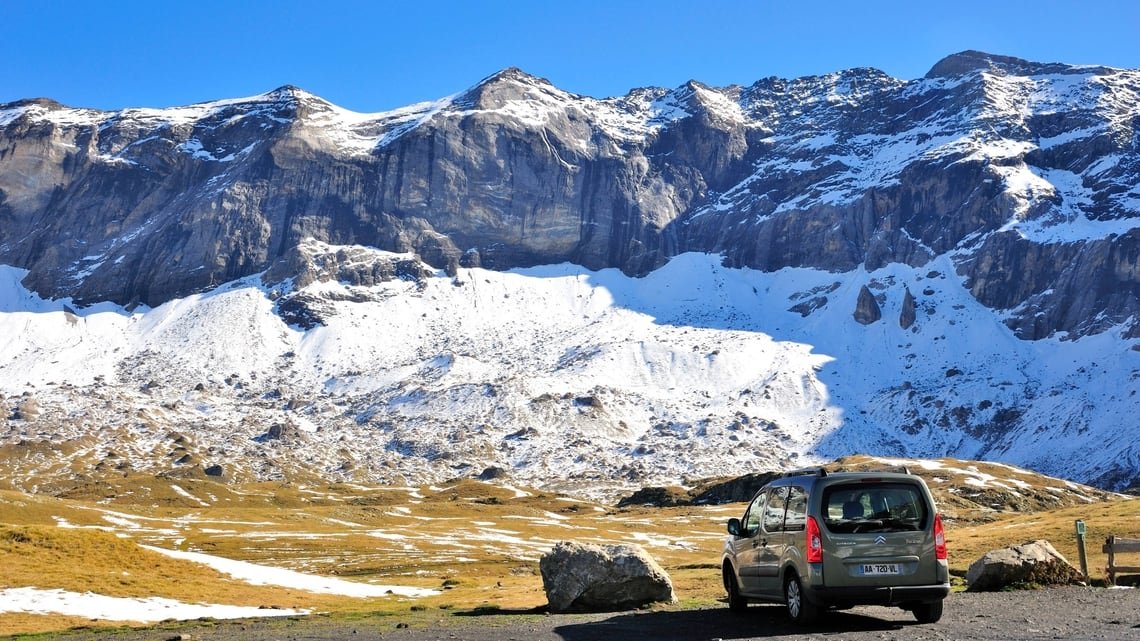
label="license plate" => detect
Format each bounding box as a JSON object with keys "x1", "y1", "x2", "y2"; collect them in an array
[{"x1": 861, "y1": 563, "x2": 900, "y2": 576}]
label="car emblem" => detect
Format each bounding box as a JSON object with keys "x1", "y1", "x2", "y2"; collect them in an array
[{"x1": 875, "y1": 535, "x2": 887, "y2": 545}]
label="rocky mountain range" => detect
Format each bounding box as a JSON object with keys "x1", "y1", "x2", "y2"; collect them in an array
[{"x1": 1, "y1": 51, "x2": 1138, "y2": 496}]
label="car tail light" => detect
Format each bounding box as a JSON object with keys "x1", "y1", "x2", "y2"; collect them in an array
[
  {"x1": 933, "y1": 513, "x2": 947, "y2": 560},
  {"x1": 806, "y1": 515, "x2": 823, "y2": 563}
]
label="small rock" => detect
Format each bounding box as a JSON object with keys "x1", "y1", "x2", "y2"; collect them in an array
[
  {"x1": 11, "y1": 397, "x2": 41, "y2": 421},
  {"x1": 477, "y1": 466, "x2": 509, "y2": 481}
]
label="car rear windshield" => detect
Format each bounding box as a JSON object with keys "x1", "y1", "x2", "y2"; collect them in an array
[{"x1": 821, "y1": 482, "x2": 929, "y2": 534}]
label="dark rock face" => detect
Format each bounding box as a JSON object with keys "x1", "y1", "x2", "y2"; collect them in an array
[
  {"x1": 616, "y1": 471, "x2": 782, "y2": 507},
  {"x1": 854, "y1": 285, "x2": 882, "y2": 325},
  {"x1": 690, "y1": 472, "x2": 782, "y2": 505},
  {"x1": 1, "y1": 52, "x2": 1138, "y2": 339},
  {"x1": 615, "y1": 485, "x2": 690, "y2": 508},
  {"x1": 900, "y1": 288, "x2": 917, "y2": 329}
]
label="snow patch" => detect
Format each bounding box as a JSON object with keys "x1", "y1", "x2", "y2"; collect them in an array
[
  {"x1": 142, "y1": 545, "x2": 439, "y2": 597},
  {"x1": 0, "y1": 587, "x2": 307, "y2": 622}
]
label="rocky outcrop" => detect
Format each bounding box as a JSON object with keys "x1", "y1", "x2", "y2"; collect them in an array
[
  {"x1": 263, "y1": 239, "x2": 432, "y2": 291},
  {"x1": 966, "y1": 540, "x2": 1084, "y2": 591},
  {"x1": 262, "y1": 240, "x2": 434, "y2": 329},
  {"x1": 1, "y1": 52, "x2": 1138, "y2": 340},
  {"x1": 959, "y1": 230, "x2": 1140, "y2": 339},
  {"x1": 616, "y1": 486, "x2": 690, "y2": 508},
  {"x1": 616, "y1": 471, "x2": 782, "y2": 507},
  {"x1": 539, "y1": 541, "x2": 676, "y2": 612},
  {"x1": 10, "y1": 397, "x2": 40, "y2": 421},
  {"x1": 900, "y1": 288, "x2": 917, "y2": 329},
  {"x1": 476, "y1": 466, "x2": 509, "y2": 481},
  {"x1": 256, "y1": 421, "x2": 306, "y2": 443},
  {"x1": 854, "y1": 285, "x2": 882, "y2": 325}
]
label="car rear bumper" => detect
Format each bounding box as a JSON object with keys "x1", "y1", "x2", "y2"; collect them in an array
[{"x1": 807, "y1": 583, "x2": 950, "y2": 607}]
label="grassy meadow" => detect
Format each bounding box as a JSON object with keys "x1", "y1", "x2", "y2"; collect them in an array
[{"x1": 1, "y1": 458, "x2": 1137, "y2": 637}]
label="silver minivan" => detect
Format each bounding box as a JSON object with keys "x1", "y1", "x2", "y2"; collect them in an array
[{"x1": 721, "y1": 468, "x2": 950, "y2": 623}]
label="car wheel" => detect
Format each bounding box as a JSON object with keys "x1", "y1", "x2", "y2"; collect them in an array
[
  {"x1": 912, "y1": 600, "x2": 943, "y2": 624},
  {"x1": 723, "y1": 564, "x2": 748, "y2": 613},
  {"x1": 784, "y1": 573, "x2": 818, "y2": 624}
]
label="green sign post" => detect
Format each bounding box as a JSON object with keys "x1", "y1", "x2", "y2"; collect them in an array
[{"x1": 1075, "y1": 520, "x2": 1089, "y2": 581}]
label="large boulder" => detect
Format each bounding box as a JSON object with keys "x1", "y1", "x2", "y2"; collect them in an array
[
  {"x1": 966, "y1": 539, "x2": 1084, "y2": 591},
  {"x1": 899, "y1": 288, "x2": 917, "y2": 330},
  {"x1": 853, "y1": 285, "x2": 882, "y2": 325},
  {"x1": 539, "y1": 541, "x2": 676, "y2": 612}
]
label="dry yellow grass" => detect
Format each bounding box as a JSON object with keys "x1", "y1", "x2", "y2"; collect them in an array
[
  {"x1": 946, "y1": 496, "x2": 1140, "y2": 579},
  {"x1": 0, "y1": 525, "x2": 347, "y2": 606},
  {"x1": 1, "y1": 466, "x2": 1136, "y2": 638},
  {"x1": 0, "y1": 613, "x2": 121, "y2": 638}
]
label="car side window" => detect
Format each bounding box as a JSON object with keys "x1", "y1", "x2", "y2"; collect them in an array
[
  {"x1": 763, "y1": 486, "x2": 790, "y2": 532},
  {"x1": 784, "y1": 486, "x2": 807, "y2": 531},
  {"x1": 742, "y1": 492, "x2": 765, "y2": 536}
]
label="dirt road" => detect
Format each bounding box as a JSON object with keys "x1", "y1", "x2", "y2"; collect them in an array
[{"x1": 45, "y1": 586, "x2": 1140, "y2": 641}]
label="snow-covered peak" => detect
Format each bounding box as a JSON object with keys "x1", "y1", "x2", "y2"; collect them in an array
[
  {"x1": 473, "y1": 67, "x2": 553, "y2": 90},
  {"x1": 0, "y1": 86, "x2": 333, "y2": 134},
  {"x1": 114, "y1": 90, "x2": 307, "y2": 128},
  {"x1": 926, "y1": 50, "x2": 1034, "y2": 78},
  {"x1": 260, "y1": 84, "x2": 320, "y2": 104},
  {"x1": 669, "y1": 81, "x2": 745, "y2": 124},
  {"x1": 0, "y1": 97, "x2": 106, "y2": 128},
  {"x1": 454, "y1": 67, "x2": 572, "y2": 109},
  {"x1": 926, "y1": 49, "x2": 1124, "y2": 81}
]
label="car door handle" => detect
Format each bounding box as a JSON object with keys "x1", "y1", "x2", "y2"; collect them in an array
[{"x1": 753, "y1": 539, "x2": 767, "y2": 548}]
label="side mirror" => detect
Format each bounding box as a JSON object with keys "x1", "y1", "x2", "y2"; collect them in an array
[{"x1": 727, "y1": 518, "x2": 742, "y2": 536}]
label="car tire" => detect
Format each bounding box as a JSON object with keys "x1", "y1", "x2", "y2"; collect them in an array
[
  {"x1": 784, "y1": 573, "x2": 818, "y2": 624},
  {"x1": 912, "y1": 600, "x2": 943, "y2": 624},
  {"x1": 723, "y1": 564, "x2": 748, "y2": 613}
]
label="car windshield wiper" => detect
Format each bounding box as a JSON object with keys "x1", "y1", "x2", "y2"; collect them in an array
[{"x1": 875, "y1": 517, "x2": 921, "y2": 531}]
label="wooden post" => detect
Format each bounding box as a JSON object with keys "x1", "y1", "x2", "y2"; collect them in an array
[
  {"x1": 1075, "y1": 520, "x2": 1089, "y2": 582},
  {"x1": 1107, "y1": 535, "x2": 1116, "y2": 587}
]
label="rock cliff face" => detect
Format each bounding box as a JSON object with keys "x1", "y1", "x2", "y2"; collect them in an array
[{"x1": 1, "y1": 53, "x2": 1138, "y2": 340}]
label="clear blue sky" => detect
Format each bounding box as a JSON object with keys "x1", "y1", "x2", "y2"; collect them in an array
[{"x1": 3, "y1": 0, "x2": 1139, "y2": 112}]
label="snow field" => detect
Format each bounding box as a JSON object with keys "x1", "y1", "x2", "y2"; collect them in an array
[{"x1": 2, "y1": 240, "x2": 1139, "y2": 492}]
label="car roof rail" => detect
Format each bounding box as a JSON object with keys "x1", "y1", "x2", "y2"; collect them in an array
[{"x1": 783, "y1": 466, "x2": 828, "y2": 478}]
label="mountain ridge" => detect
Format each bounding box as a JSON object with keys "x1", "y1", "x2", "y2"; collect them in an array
[
  {"x1": 1, "y1": 51, "x2": 1139, "y2": 495},
  {"x1": 3, "y1": 50, "x2": 1134, "y2": 336}
]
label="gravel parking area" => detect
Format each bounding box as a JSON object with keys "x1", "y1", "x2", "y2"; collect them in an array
[{"x1": 47, "y1": 586, "x2": 1140, "y2": 641}]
